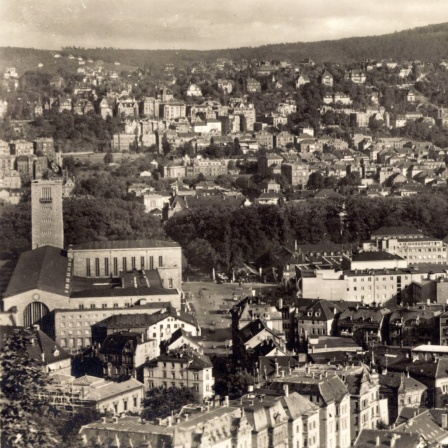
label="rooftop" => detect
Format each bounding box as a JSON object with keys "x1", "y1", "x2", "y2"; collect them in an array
[
  {"x1": 4, "y1": 246, "x2": 70, "y2": 297},
  {"x1": 69, "y1": 239, "x2": 180, "y2": 251}
]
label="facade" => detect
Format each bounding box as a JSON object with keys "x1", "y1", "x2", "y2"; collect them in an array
[
  {"x1": 54, "y1": 302, "x2": 178, "y2": 353},
  {"x1": 379, "y1": 372, "x2": 427, "y2": 423},
  {"x1": 99, "y1": 331, "x2": 159, "y2": 379},
  {"x1": 31, "y1": 179, "x2": 64, "y2": 250},
  {"x1": 68, "y1": 239, "x2": 182, "y2": 290},
  {"x1": 297, "y1": 265, "x2": 448, "y2": 305},
  {"x1": 46, "y1": 374, "x2": 144, "y2": 415},
  {"x1": 92, "y1": 309, "x2": 200, "y2": 351},
  {"x1": 272, "y1": 370, "x2": 351, "y2": 448},
  {"x1": 144, "y1": 349, "x2": 214, "y2": 401},
  {"x1": 281, "y1": 162, "x2": 310, "y2": 188}
]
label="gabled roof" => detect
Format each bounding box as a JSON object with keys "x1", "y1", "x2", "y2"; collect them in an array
[
  {"x1": 4, "y1": 246, "x2": 70, "y2": 297},
  {"x1": 25, "y1": 328, "x2": 71, "y2": 366},
  {"x1": 354, "y1": 429, "x2": 420, "y2": 448},
  {"x1": 281, "y1": 392, "x2": 319, "y2": 419},
  {"x1": 99, "y1": 332, "x2": 142, "y2": 354},
  {"x1": 395, "y1": 408, "x2": 448, "y2": 443},
  {"x1": 239, "y1": 319, "x2": 281, "y2": 344},
  {"x1": 94, "y1": 309, "x2": 198, "y2": 330}
]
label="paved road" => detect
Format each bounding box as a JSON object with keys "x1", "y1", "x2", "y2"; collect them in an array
[{"x1": 182, "y1": 281, "x2": 279, "y2": 331}]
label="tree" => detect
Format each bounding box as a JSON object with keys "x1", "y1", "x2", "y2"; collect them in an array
[
  {"x1": 306, "y1": 171, "x2": 325, "y2": 190},
  {"x1": 161, "y1": 135, "x2": 172, "y2": 156},
  {"x1": 103, "y1": 151, "x2": 114, "y2": 164},
  {"x1": 1, "y1": 328, "x2": 60, "y2": 447},
  {"x1": 141, "y1": 386, "x2": 198, "y2": 420},
  {"x1": 214, "y1": 370, "x2": 254, "y2": 399}
]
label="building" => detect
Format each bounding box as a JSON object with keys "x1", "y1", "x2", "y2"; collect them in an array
[
  {"x1": 297, "y1": 264, "x2": 448, "y2": 306},
  {"x1": 246, "y1": 78, "x2": 261, "y2": 93},
  {"x1": 68, "y1": 239, "x2": 182, "y2": 290},
  {"x1": 143, "y1": 349, "x2": 214, "y2": 401},
  {"x1": 98, "y1": 331, "x2": 159, "y2": 379},
  {"x1": 31, "y1": 179, "x2": 64, "y2": 249},
  {"x1": 271, "y1": 369, "x2": 351, "y2": 448},
  {"x1": 45, "y1": 374, "x2": 144, "y2": 415},
  {"x1": 281, "y1": 162, "x2": 310, "y2": 188},
  {"x1": 337, "y1": 305, "x2": 389, "y2": 347},
  {"x1": 379, "y1": 372, "x2": 427, "y2": 423},
  {"x1": 186, "y1": 84, "x2": 202, "y2": 97},
  {"x1": 80, "y1": 406, "x2": 252, "y2": 448},
  {"x1": 54, "y1": 302, "x2": 177, "y2": 354},
  {"x1": 92, "y1": 308, "x2": 200, "y2": 351},
  {"x1": 295, "y1": 299, "x2": 342, "y2": 348}
]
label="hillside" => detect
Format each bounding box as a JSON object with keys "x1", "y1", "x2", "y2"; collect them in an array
[{"x1": 1, "y1": 22, "x2": 448, "y2": 74}]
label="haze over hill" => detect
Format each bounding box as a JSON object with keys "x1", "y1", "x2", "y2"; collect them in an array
[{"x1": 1, "y1": 22, "x2": 448, "y2": 74}]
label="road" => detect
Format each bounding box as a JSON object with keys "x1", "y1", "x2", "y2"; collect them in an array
[{"x1": 182, "y1": 281, "x2": 280, "y2": 332}]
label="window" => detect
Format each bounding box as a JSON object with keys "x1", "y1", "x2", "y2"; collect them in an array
[
  {"x1": 86, "y1": 258, "x2": 91, "y2": 277},
  {"x1": 79, "y1": 305, "x2": 84, "y2": 310},
  {"x1": 95, "y1": 258, "x2": 100, "y2": 277},
  {"x1": 141, "y1": 256, "x2": 145, "y2": 269},
  {"x1": 104, "y1": 258, "x2": 109, "y2": 276},
  {"x1": 159, "y1": 256, "x2": 163, "y2": 267},
  {"x1": 122, "y1": 257, "x2": 127, "y2": 272},
  {"x1": 149, "y1": 256, "x2": 154, "y2": 270},
  {"x1": 113, "y1": 258, "x2": 118, "y2": 276},
  {"x1": 113, "y1": 303, "x2": 118, "y2": 308},
  {"x1": 168, "y1": 278, "x2": 173, "y2": 289},
  {"x1": 132, "y1": 257, "x2": 136, "y2": 270},
  {"x1": 102, "y1": 304, "x2": 107, "y2": 309},
  {"x1": 90, "y1": 304, "x2": 96, "y2": 309}
]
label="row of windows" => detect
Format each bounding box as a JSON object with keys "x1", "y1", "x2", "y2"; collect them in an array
[
  {"x1": 86, "y1": 256, "x2": 163, "y2": 277},
  {"x1": 60, "y1": 330, "x2": 90, "y2": 336},
  {"x1": 353, "y1": 276, "x2": 408, "y2": 282},
  {"x1": 60, "y1": 337, "x2": 91, "y2": 348}
]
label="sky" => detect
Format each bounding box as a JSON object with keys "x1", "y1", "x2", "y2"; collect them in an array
[{"x1": 1, "y1": 0, "x2": 448, "y2": 51}]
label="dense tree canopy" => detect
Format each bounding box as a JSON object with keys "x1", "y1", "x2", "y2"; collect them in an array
[
  {"x1": 141, "y1": 386, "x2": 198, "y2": 420},
  {"x1": 1, "y1": 329, "x2": 60, "y2": 447}
]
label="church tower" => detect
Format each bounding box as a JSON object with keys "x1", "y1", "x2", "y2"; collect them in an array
[{"x1": 31, "y1": 179, "x2": 64, "y2": 249}]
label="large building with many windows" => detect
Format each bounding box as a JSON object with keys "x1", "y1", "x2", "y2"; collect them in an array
[{"x1": 68, "y1": 239, "x2": 182, "y2": 290}]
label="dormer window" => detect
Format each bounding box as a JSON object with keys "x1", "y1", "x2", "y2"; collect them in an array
[{"x1": 315, "y1": 312, "x2": 321, "y2": 317}]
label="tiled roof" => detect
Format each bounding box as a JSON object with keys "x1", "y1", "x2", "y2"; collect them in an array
[
  {"x1": 354, "y1": 429, "x2": 420, "y2": 448},
  {"x1": 94, "y1": 309, "x2": 198, "y2": 330}
]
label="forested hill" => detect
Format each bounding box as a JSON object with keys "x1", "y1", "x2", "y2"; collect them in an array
[{"x1": 2, "y1": 22, "x2": 448, "y2": 72}]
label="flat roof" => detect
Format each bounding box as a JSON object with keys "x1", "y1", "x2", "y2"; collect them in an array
[{"x1": 70, "y1": 239, "x2": 180, "y2": 251}]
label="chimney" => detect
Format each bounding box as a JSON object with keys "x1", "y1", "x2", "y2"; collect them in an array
[
  {"x1": 275, "y1": 360, "x2": 279, "y2": 377},
  {"x1": 278, "y1": 298, "x2": 283, "y2": 309},
  {"x1": 442, "y1": 414, "x2": 448, "y2": 429},
  {"x1": 375, "y1": 436, "x2": 381, "y2": 446},
  {"x1": 184, "y1": 414, "x2": 189, "y2": 421},
  {"x1": 102, "y1": 417, "x2": 107, "y2": 424},
  {"x1": 223, "y1": 396, "x2": 229, "y2": 407},
  {"x1": 112, "y1": 417, "x2": 118, "y2": 424},
  {"x1": 283, "y1": 384, "x2": 289, "y2": 397},
  {"x1": 390, "y1": 434, "x2": 401, "y2": 448},
  {"x1": 248, "y1": 385, "x2": 254, "y2": 393}
]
